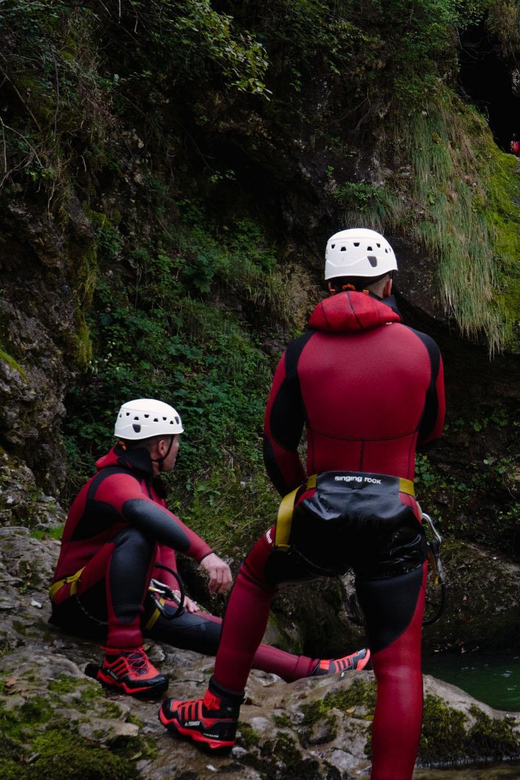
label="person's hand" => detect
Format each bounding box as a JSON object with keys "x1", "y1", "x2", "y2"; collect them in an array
[
  {"x1": 200, "y1": 552, "x2": 232, "y2": 594},
  {"x1": 183, "y1": 595, "x2": 199, "y2": 613}
]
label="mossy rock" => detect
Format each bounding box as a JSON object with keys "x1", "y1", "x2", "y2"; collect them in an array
[
  {"x1": 418, "y1": 693, "x2": 520, "y2": 768},
  {"x1": 29, "y1": 730, "x2": 140, "y2": 780}
]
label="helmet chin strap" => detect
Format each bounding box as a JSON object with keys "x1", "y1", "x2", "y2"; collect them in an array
[{"x1": 151, "y1": 436, "x2": 174, "y2": 472}]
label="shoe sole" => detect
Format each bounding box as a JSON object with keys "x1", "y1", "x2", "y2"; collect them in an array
[
  {"x1": 97, "y1": 671, "x2": 168, "y2": 698},
  {"x1": 158, "y1": 707, "x2": 234, "y2": 753}
]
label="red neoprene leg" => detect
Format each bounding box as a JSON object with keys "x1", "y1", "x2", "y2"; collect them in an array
[
  {"x1": 214, "y1": 533, "x2": 278, "y2": 693},
  {"x1": 368, "y1": 564, "x2": 427, "y2": 780}
]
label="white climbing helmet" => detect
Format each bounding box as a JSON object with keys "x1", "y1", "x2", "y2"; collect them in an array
[
  {"x1": 325, "y1": 228, "x2": 398, "y2": 280},
  {"x1": 114, "y1": 398, "x2": 184, "y2": 440}
]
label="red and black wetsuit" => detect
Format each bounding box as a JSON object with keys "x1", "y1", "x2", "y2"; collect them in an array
[
  {"x1": 50, "y1": 444, "x2": 213, "y2": 648},
  {"x1": 211, "y1": 291, "x2": 445, "y2": 780},
  {"x1": 49, "y1": 444, "x2": 332, "y2": 682}
]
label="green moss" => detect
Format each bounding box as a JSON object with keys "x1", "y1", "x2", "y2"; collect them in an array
[
  {"x1": 0, "y1": 736, "x2": 25, "y2": 763},
  {"x1": 419, "y1": 695, "x2": 520, "y2": 767},
  {"x1": 466, "y1": 705, "x2": 520, "y2": 761},
  {"x1": 238, "y1": 721, "x2": 260, "y2": 748},
  {"x1": 297, "y1": 678, "x2": 375, "y2": 753},
  {"x1": 385, "y1": 93, "x2": 515, "y2": 352},
  {"x1": 0, "y1": 714, "x2": 144, "y2": 780},
  {"x1": 0, "y1": 758, "x2": 27, "y2": 780},
  {"x1": 48, "y1": 674, "x2": 83, "y2": 694},
  {"x1": 272, "y1": 712, "x2": 292, "y2": 729},
  {"x1": 70, "y1": 318, "x2": 93, "y2": 368},
  {"x1": 243, "y1": 729, "x2": 323, "y2": 778},
  {"x1": 80, "y1": 685, "x2": 105, "y2": 705},
  {"x1": 30, "y1": 525, "x2": 64, "y2": 542},
  {"x1": 0, "y1": 696, "x2": 53, "y2": 741},
  {"x1": 300, "y1": 678, "x2": 377, "y2": 729},
  {"x1": 0, "y1": 349, "x2": 27, "y2": 381},
  {"x1": 419, "y1": 693, "x2": 468, "y2": 765},
  {"x1": 30, "y1": 729, "x2": 140, "y2": 780},
  {"x1": 101, "y1": 702, "x2": 125, "y2": 720}
]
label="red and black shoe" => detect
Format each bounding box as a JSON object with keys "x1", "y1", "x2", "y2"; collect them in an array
[
  {"x1": 96, "y1": 646, "x2": 168, "y2": 698},
  {"x1": 312, "y1": 647, "x2": 371, "y2": 676},
  {"x1": 159, "y1": 677, "x2": 244, "y2": 753}
]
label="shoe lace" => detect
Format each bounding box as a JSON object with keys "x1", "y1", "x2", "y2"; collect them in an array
[{"x1": 126, "y1": 649, "x2": 151, "y2": 676}]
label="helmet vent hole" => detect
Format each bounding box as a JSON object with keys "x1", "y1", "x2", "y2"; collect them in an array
[
  {"x1": 132, "y1": 424, "x2": 141, "y2": 433},
  {"x1": 340, "y1": 246, "x2": 346, "y2": 251},
  {"x1": 354, "y1": 242, "x2": 360, "y2": 247},
  {"x1": 368, "y1": 255, "x2": 378, "y2": 267}
]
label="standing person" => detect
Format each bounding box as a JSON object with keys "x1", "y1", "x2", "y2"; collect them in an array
[
  {"x1": 49, "y1": 398, "x2": 369, "y2": 698},
  {"x1": 160, "y1": 228, "x2": 445, "y2": 780}
]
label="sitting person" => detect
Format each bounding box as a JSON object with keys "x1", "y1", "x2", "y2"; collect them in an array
[{"x1": 49, "y1": 398, "x2": 370, "y2": 697}]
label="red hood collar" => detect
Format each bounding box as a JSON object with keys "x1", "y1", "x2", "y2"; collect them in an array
[
  {"x1": 95, "y1": 444, "x2": 154, "y2": 475},
  {"x1": 308, "y1": 292, "x2": 401, "y2": 333}
]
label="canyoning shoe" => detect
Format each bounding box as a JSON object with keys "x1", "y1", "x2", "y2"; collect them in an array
[
  {"x1": 312, "y1": 647, "x2": 371, "y2": 676},
  {"x1": 96, "y1": 646, "x2": 168, "y2": 697},
  {"x1": 159, "y1": 677, "x2": 243, "y2": 753}
]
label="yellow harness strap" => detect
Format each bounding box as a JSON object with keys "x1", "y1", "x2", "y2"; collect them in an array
[
  {"x1": 427, "y1": 548, "x2": 440, "y2": 586},
  {"x1": 274, "y1": 474, "x2": 415, "y2": 551},
  {"x1": 399, "y1": 477, "x2": 415, "y2": 497},
  {"x1": 274, "y1": 474, "x2": 317, "y2": 551},
  {"x1": 49, "y1": 567, "x2": 85, "y2": 601},
  {"x1": 144, "y1": 596, "x2": 165, "y2": 631}
]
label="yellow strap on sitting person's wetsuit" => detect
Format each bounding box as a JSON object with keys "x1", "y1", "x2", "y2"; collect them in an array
[
  {"x1": 144, "y1": 596, "x2": 165, "y2": 631},
  {"x1": 274, "y1": 474, "x2": 415, "y2": 551},
  {"x1": 49, "y1": 567, "x2": 85, "y2": 601}
]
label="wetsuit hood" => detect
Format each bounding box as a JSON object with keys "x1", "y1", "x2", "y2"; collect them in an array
[
  {"x1": 96, "y1": 444, "x2": 154, "y2": 477},
  {"x1": 308, "y1": 291, "x2": 401, "y2": 333}
]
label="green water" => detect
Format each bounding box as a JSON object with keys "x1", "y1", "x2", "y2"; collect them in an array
[{"x1": 423, "y1": 653, "x2": 520, "y2": 712}]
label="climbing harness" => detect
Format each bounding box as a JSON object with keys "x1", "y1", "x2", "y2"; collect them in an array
[
  {"x1": 49, "y1": 567, "x2": 85, "y2": 600},
  {"x1": 144, "y1": 561, "x2": 185, "y2": 630},
  {"x1": 422, "y1": 511, "x2": 446, "y2": 626},
  {"x1": 274, "y1": 472, "x2": 416, "y2": 551},
  {"x1": 273, "y1": 472, "x2": 446, "y2": 626},
  {"x1": 50, "y1": 562, "x2": 185, "y2": 629}
]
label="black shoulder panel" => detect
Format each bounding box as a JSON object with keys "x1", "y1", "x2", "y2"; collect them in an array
[
  {"x1": 408, "y1": 328, "x2": 441, "y2": 442},
  {"x1": 71, "y1": 467, "x2": 139, "y2": 541},
  {"x1": 270, "y1": 331, "x2": 313, "y2": 451},
  {"x1": 262, "y1": 434, "x2": 289, "y2": 496},
  {"x1": 86, "y1": 465, "x2": 140, "y2": 501},
  {"x1": 285, "y1": 330, "x2": 313, "y2": 377}
]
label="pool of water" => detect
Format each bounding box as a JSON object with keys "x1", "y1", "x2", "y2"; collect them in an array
[{"x1": 423, "y1": 653, "x2": 520, "y2": 711}]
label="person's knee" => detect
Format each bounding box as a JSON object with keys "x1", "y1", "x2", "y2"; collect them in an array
[
  {"x1": 114, "y1": 525, "x2": 151, "y2": 548},
  {"x1": 111, "y1": 526, "x2": 155, "y2": 577}
]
